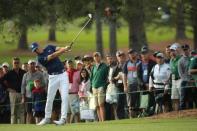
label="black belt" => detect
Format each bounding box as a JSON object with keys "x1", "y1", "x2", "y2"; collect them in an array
[
  {"x1": 49, "y1": 70, "x2": 65, "y2": 75},
  {"x1": 153, "y1": 82, "x2": 165, "y2": 86}
]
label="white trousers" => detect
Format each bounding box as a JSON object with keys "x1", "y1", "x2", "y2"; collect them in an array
[{"x1": 45, "y1": 72, "x2": 69, "y2": 119}]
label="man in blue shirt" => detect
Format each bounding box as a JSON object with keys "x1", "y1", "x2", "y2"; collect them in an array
[{"x1": 31, "y1": 42, "x2": 70, "y2": 125}]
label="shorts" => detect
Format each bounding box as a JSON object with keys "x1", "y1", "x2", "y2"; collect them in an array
[
  {"x1": 171, "y1": 79, "x2": 181, "y2": 99},
  {"x1": 34, "y1": 111, "x2": 45, "y2": 117},
  {"x1": 67, "y1": 94, "x2": 80, "y2": 114},
  {"x1": 92, "y1": 87, "x2": 105, "y2": 106},
  {"x1": 25, "y1": 97, "x2": 33, "y2": 113}
]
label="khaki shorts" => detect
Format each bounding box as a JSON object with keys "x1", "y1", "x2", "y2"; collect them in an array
[
  {"x1": 92, "y1": 87, "x2": 105, "y2": 106},
  {"x1": 171, "y1": 79, "x2": 181, "y2": 100}
]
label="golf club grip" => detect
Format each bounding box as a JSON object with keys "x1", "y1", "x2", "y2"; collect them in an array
[{"x1": 69, "y1": 42, "x2": 74, "y2": 48}]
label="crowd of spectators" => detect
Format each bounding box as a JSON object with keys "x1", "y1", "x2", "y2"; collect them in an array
[{"x1": 0, "y1": 42, "x2": 197, "y2": 124}]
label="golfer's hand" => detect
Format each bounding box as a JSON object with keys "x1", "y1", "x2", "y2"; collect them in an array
[{"x1": 65, "y1": 46, "x2": 71, "y2": 52}]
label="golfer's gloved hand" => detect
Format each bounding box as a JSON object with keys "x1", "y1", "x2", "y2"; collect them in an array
[{"x1": 65, "y1": 46, "x2": 71, "y2": 52}]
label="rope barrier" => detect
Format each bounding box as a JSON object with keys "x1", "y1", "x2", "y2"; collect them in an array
[{"x1": 0, "y1": 85, "x2": 196, "y2": 108}]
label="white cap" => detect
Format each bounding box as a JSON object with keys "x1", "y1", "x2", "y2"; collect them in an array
[
  {"x1": 116, "y1": 50, "x2": 124, "y2": 57},
  {"x1": 76, "y1": 60, "x2": 83, "y2": 65},
  {"x1": 156, "y1": 53, "x2": 164, "y2": 58},
  {"x1": 28, "y1": 59, "x2": 36, "y2": 64},
  {"x1": 172, "y1": 43, "x2": 181, "y2": 48},
  {"x1": 170, "y1": 44, "x2": 178, "y2": 51},
  {"x1": 2, "y1": 62, "x2": 9, "y2": 67}
]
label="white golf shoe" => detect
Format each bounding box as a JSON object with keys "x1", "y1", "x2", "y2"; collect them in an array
[
  {"x1": 36, "y1": 118, "x2": 51, "y2": 126},
  {"x1": 53, "y1": 118, "x2": 66, "y2": 125}
]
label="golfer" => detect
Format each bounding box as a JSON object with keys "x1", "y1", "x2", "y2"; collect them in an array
[{"x1": 31, "y1": 42, "x2": 70, "y2": 125}]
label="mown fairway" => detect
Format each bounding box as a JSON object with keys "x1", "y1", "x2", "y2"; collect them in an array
[{"x1": 0, "y1": 118, "x2": 197, "y2": 131}]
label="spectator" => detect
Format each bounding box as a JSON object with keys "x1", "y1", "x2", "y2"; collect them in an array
[
  {"x1": 178, "y1": 44, "x2": 192, "y2": 110},
  {"x1": 21, "y1": 60, "x2": 46, "y2": 124},
  {"x1": 35, "y1": 63, "x2": 48, "y2": 88},
  {"x1": 106, "y1": 54, "x2": 119, "y2": 120},
  {"x1": 138, "y1": 47, "x2": 156, "y2": 91},
  {"x1": 32, "y1": 79, "x2": 46, "y2": 124},
  {"x1": 2, "y1": 62, "x2": 10, "y2": 74},
  {"x1": 82, "y1": 54, "x2": 93, "y2": 75},
  {"x1": 0, "y1": 65, "x2": 10, "y2": 123},
  {"x1": 115, "y1": 50, "x2": 127, "y2": 119},
  {"x1": 78, "y1": 68, "x2": 91, "y2": 101},
  {"x1": 149, "y1": 53, "x2": 171, "y2": 113},
  {"x1": 76, "y1": 60, "x2": 84, "y2": 71},
  {"x1": 66, "y1": 60, "x2": 81, "y2": 123},
  {"x1": 90, "y1": 52, "x2": 109, "y2": 122},
  {"x1": 123, "y1": 49, "x2": 141, "y2": 118},
  {"x1": 189, "y1": 50, "x2": 197, "y2": 108},
  {"x1": 22, "y1": 63, "x2": 28, "y2": 72},
  {"x1": 3, "y1": 57, "x2": 26, "y2": 124},
  {"x1": 170, "y1": 45, "x2": 182, "y2": 111},
  {"x1": 78, "y1": 68, "x2": 91, "y2": 121},
  {"x1": 165, "y1": 45, "x2": 171, "y2": 64},
  {"x1": 137, "y1": 48, "x2": 156, "y2": 116}
]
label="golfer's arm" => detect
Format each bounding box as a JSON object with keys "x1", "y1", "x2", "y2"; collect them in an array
[{"x1": 47, "y1": 47, "x2": 66, "y2": 61}]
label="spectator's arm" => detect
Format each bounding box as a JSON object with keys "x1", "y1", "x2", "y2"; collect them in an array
[{"x1": 178, "y1": 59, "x2": 184, "y2": 79}]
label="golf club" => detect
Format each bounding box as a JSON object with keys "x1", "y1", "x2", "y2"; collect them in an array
[{"x1": 69, "y1": 13, "x2": 92, "y2": 48}]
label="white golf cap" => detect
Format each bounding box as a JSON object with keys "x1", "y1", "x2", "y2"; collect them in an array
[
  {"x1": 170, "y1": 44, "x2": 178, "y2": 51},
  {"x1": 116, "y1": 50, "x2": 124, "y2": 57},
  {"x1": 172, "y1": 43, "x2": 181, "y2": 48},
  {"x1": 76, "y1": 60, "x2": 83, "y2": 65},
  {"x1": 28, "y1": 59, "x2": 36, "y2": 64},
  {"x1": 2, "y1": 62, "x2": 9, "y2": 67},
  {"x1": 156, "y1": 53, "x2": 164, "y2": 58}
]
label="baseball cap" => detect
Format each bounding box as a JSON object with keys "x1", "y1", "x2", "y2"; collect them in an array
[
  {"x1": 128, "y1": 49, "x2": 136, "y2": 54},
  {"x1": 76, "y1": 60, "x2": 83, "y2": 65},
  {"x1": 172, "y1": 43, "x2": 181, "y2": 48},
  {"x1": 93, "y1": 52, "x2": 101, "y2": 57},
  {"x1": 156, "y1": 53, "x2": 164, "y2": 58},
  {"x1": 84, "y1": 54, "x2": 92, "y2": 58},
  {"x1": 116, "y1": 50, "x2": 124, "y2": 57},
  {"x1": 141, "y1": 46, "x2": 149, "y2": 54},
  {"x1": 67, "y1": 59, "x2": 73, "y2": 64},
  {"x1": 2, "y1": 62, "x2": 9, "y2": 68},
  {"x1": 28, "y1": 59, "x2": 36, "y2": 64},
  {"x1": 170, "y1": 44, "x2": 178, "y2": 51},
  {"x1": 74, "y1": 56, "x2": 81, "y2": 60},
  {"x1": 182, "y1": 44, "x2": 190, "y2": 50},
  {"x1": 153, "y1": 51, "x2": 160, "y2": 57},
  {"x1": 30, "y1": 42, "x2": 39, "y2": 52}
]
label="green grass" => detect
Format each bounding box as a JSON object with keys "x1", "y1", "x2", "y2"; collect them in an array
[{"x1": 0, "y1": 118, "x2": 197, "y2": 131}]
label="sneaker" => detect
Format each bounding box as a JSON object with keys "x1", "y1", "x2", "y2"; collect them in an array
[
  {"x1": 36, "y1": 118, "x2": 51, "y2": 126},
  {"x1": 53, "y1": 118, "x2": 66, "y2": 125}
]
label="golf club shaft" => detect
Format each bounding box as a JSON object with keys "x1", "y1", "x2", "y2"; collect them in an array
[{"x1": 69, "y1": 17, "x2": 92, "y2": 48}]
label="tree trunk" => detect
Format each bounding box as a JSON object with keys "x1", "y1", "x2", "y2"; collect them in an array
[
  {"x1": 191, "y1": 0, "x2": 197, "y2": 49},
  {"x1": 109, "y1": 18, "x2": 117, "y2": 56},
  {"x1": 128, "y1": 0, "x2": 147, "y2": 51},
  {"x1": 48, "y1": 13, "x2": 56, "y2": 41},
  {"x1": 175, "y1": 0, "x2": 186, "y2": 40},
  {"x1": 18, "y1": 25, "x2": 28, "y2": 49},
  {"x1": 95, "y1": 0, "x2": 104, "y2": 57}
]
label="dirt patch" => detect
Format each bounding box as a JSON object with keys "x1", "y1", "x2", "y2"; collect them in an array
[{"x1": 150, "y1": 109, "x2": 197, "y2": 119}]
